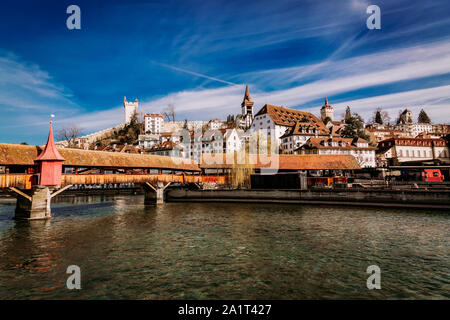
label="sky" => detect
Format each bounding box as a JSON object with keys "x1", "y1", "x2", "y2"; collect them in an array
[{"x1": 1, "y1": 0, "x2": 450, "y2": 144}]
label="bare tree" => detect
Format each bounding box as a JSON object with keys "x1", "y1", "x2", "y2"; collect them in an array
[
  {"x1": 56, "y1": 125, "x2": 81, "y2": 148},
  {"x1": 162, "y1": 104, "x2": 176, "y2": 122}
]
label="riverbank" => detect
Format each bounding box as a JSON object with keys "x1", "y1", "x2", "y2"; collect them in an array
[{"x1": 166, "y1": 188, "x2": 450, "y2": 210}]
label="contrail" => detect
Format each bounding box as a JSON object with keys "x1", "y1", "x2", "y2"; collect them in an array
[{"x1": 152, "y1": 61, "x2": 238, "y2": 86}]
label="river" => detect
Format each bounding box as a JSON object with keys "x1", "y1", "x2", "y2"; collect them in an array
[{"x1": 0, "y1": 194, "x2": 448, "y2": 299}]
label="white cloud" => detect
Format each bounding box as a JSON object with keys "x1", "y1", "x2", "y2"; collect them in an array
[{"x1": 305, "y1": 85, "x2": 450, "y2": 124}]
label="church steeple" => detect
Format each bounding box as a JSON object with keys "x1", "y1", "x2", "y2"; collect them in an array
[{"x1": 241, "y1": 85, "x2": 254, "y2": 115}]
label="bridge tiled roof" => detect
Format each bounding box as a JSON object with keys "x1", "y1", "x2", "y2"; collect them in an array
[
  {"x1": 200, "y1": 154, "x2": 360, "y2": 170},
  {"x1": 0, "y1": 143, "x2": 200, "y2": 171}
]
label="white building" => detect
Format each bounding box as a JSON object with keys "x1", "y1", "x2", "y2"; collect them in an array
[
  {"x1": 138, "y1": 134, "x2": 160, "y2": 149},
  {"x1": 296, "y1": 137, "x2": 377, "y2": 168},
  {"x1": 377, "y1": 137, "x2": 449, "y2": 165},
  {"x1": 208, "y1": 120, "x2": 225, "y2": 130},
  {"x1": 144, "y1": 113, "x2": 164, "y2": 134},
  {"x1": 395, "y1": 123, "x2": 434, "y2": 138},
  {"x1": 123, "y1": 96, "x2": 138, "y2": 124},
  {"x1": 280, "y1": 121, "x2": 330, "y2": 154},
  {"x1": 251, "y1": 104, "x2": 327, "y2": 147}
]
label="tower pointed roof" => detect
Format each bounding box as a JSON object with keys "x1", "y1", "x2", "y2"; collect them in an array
[
  {"x1": 34, "y1": 121, "x2": 65, "y2": 161},
  {"x1": 241, "y1": 85, "x2": 254, "y2": 107},
  {"x1": 321, "y1": 97, "x2": 333, "y2": 109}
]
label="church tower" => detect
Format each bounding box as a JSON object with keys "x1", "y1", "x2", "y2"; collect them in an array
[
  {"x1": 241, "y1": 85, "x2": 254, "y2": 117},
  {"x1": 320, "y1": 97, "x2": 334, "y2": 122},
  {"x1": 123, "y1": 96, "x2": 139, "y2": 124}
]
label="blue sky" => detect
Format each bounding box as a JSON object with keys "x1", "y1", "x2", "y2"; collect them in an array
[{"x1": 1, "y1": 0, "x2": 450, "y2": 144}]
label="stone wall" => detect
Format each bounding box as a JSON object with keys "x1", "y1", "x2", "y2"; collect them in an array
[{"x1": 167, "y1": 188, "x2": 450, "y2": 209}]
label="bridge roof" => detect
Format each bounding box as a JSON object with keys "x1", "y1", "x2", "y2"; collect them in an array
[
  {"x1": 0, "y1": 143, "x2": 200, "y2": 171},
  {"x1": 200, "y1": 154, "x2": 361, "y2": 170}
]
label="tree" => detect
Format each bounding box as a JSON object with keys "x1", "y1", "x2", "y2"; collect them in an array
[
  {"x1": 371, "y1": 108, "x2": 391, "y2": 125},
  {"x1": 162, "y1": 104, "x2": 176, "y2": 122},
  {"x1": 341, "y1": 113, "x2": 370, "y2": 140},
  {"x1": 344, "y1": 106, "x2": 352, "y2": 122},
  {"x1": 56, "y1": 125, "x2": 81, "y2": 148},
  {"x1": 183, "y1": 119, "x2": 188, "y2": 129},
  {"x1": 374, "y1": 109, "x2": 383, "y2": 124},
  {"x1": 418, "y1": 109, "x2": 431, "y2": 123}
]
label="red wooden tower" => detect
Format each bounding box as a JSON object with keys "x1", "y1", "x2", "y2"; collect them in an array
[{"x1": 34, "y1": 121, "x2": 65, "y2": 186}]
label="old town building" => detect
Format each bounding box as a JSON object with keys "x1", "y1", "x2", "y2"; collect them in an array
[
  {"x1": 296, "y1": 137, "x2": 376, "y2": 168},
  {"x1": 144, "y1": 113, "x2": 164, "y2": 134},
  {"x1": 251, "y1": 104, "x2": 327, "y2": 147},
  {"x1": 377, "y1": 137, "x2": 449, "y2": 165},
  {"x1": 280, "y1": 120, "x2": 330, "y2": 154}
]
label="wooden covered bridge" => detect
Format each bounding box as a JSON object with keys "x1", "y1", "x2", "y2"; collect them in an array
[{"x1": 0, "y1": 122, "x2": 360, "y2": 220}]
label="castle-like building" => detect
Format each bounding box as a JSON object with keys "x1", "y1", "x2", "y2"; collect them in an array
[
  {"x1": 123, "y1": 96, "x2": 139, "y2": 123},
  {"x1": 320, "y1": 97, "x2": 334, "y2": 122}
]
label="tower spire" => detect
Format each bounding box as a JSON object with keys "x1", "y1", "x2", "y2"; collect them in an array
[{"x1": 34, "y1": 121, "x2": 65, "y2": 161}]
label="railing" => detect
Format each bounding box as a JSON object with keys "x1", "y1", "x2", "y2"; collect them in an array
[
  {"x1": 0, "y1": 174, "x2": 35, "y2": 189},
  {"x1": 0, "y1": 173, "x2": 224, "y2": 189},
  {"x1": 61, "y1": 174, "x2": 227, "y2": 186}
]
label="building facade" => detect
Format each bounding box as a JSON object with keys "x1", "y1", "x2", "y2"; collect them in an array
[
  {"x1": 144, "y1": 113, "x2": 164, "y2": 134},
  {"x1": 377, "y1": 137, "x2": 449, "y2": 165},
  {"x1": 296, "y1": 137, "x2": 376, "y2": 168},
  {"x1": 251, "y1": 104, "x2": 328, "y2": 148}
]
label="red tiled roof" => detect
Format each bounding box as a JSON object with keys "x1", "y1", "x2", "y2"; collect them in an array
[
  {"x1": 255, "y1": 104, "x2": 327, "y2": 129},
  {"x1": 34, "y1": 122, "x2": 65, "y2": 162},
  {"x1": 298, "y1": 137, "x2": 375, "y2": 151},
  {"x1": 200, "y1": 154, "x2": 361, "y2": 170}
]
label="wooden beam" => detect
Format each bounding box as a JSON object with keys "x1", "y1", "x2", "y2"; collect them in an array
[
  {"x1": 145, "y1": 182, "x2": 157, "y2": 191},
  {"x1": 9, "y1": 187, "x2": 32, "y2": 201},
  {"x1": 163, "y1": 182, "x2": 172, "y2": 190},
  {"x1": 50, "y1": 184, "x2": 73, "y2": 199}
]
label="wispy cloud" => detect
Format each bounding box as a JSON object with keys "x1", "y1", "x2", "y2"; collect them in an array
[
  {"x1": 152, "y1": 62, "x2": 238, "y2": 86},
  {"x1": 306, "y1": 85, "x2": 450, "y2": 123},
  {"x1": 62, "y1": 39, "x2": 450, "y2": 132}
]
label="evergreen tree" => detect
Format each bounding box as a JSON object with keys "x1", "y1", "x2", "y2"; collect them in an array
[
  {"x1": 344, "y1": 106, "x2": 352, "y2": 122},
  {"x1": 375, "y1": 109, "x2": 383, "y2": 124},
  {"x1": 418, "y1": 109, "x2": 431, "y2": 123},
  {"x1": 341, "y1": 113, "x2": 370, "y2": 140},
  {"x1": 183, "y1": 119, "x2": 188, "y2": 129}
]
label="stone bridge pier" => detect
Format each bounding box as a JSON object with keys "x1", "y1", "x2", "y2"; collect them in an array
[
  {"x1": 12, "y1": 185, "x2": 72, "y2": 220},
  {"x1": 143, "y1": 182, "x2": 171, "y2": 205}
]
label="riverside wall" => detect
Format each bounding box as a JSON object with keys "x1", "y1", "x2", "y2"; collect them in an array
[{"x1": 166, "y1": 188, "x2": 450, "y2": 209}]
